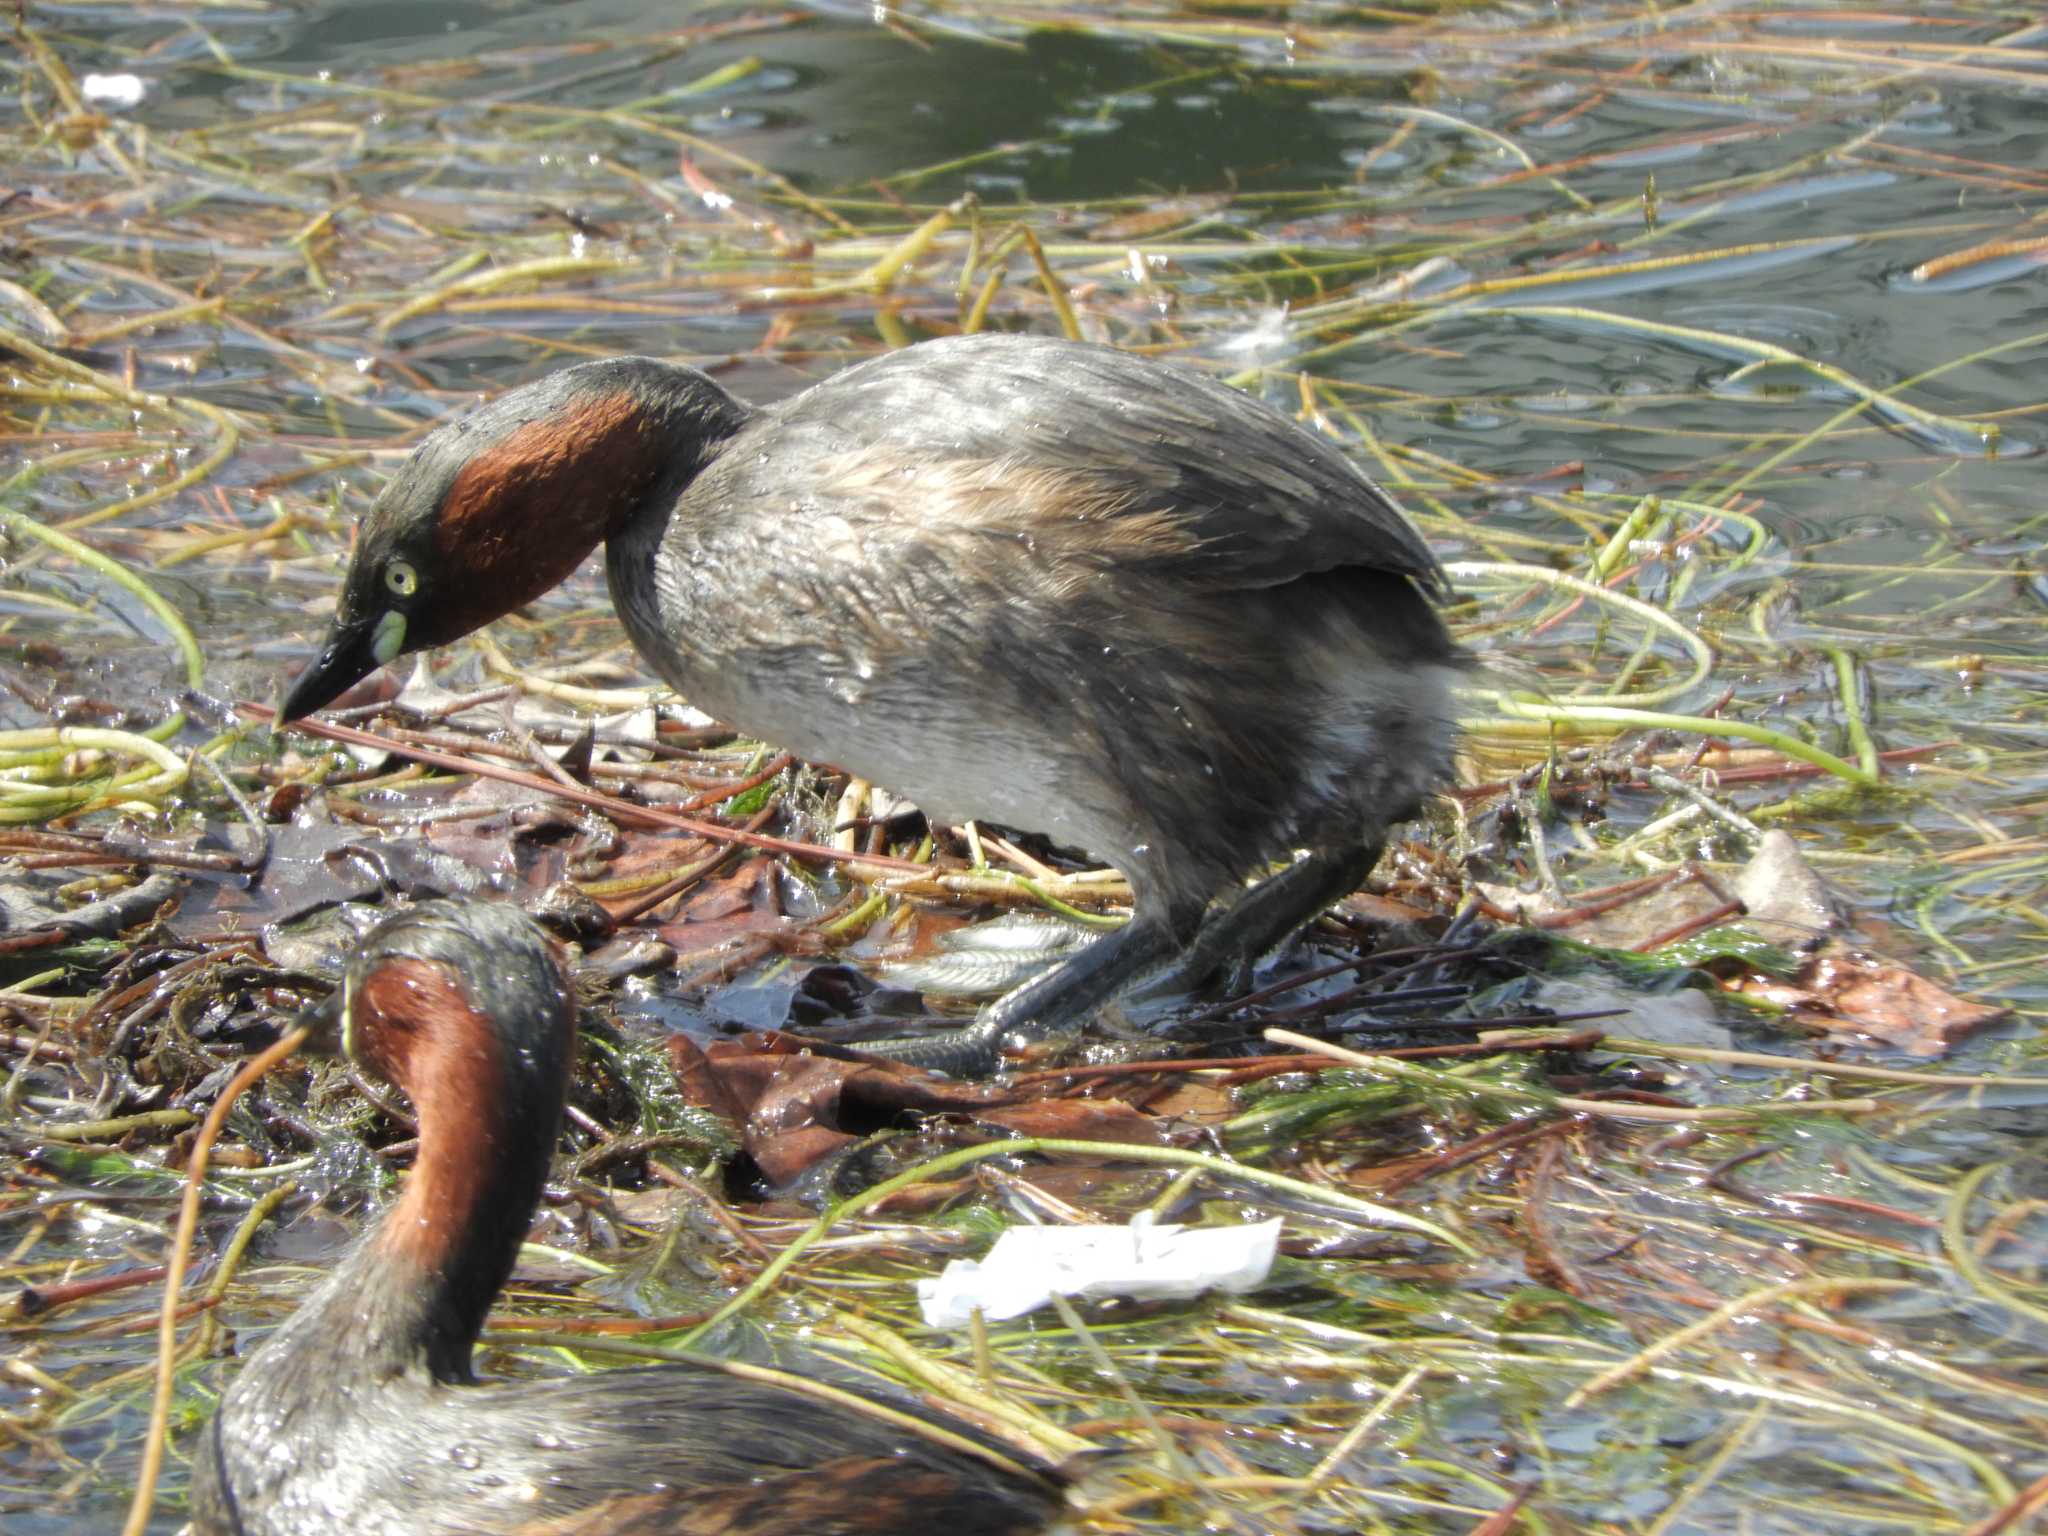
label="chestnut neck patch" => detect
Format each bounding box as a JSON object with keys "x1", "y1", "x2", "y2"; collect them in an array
[{"x1": 428, "y1": 387, "x2": 670, "y2": 639}]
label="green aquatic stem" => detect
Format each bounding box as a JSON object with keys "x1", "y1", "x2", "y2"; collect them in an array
[
  {"x1": 1430, "y1": 236, "x2": 1867, "y2": 310},
  {"x1": 1473, "y1": 303, "x2": 2000, "y2": 446},
  {"x1": 0, "y1": 729, "x2": 190, "y2": 798},
  {"x1": 1443, "y1": 560, "x2": 1712, "y2": 709},
  {"x1": 1696, "y1": 324, "x2": 2048, "y2": 505},
  {"x1": 1362, "y1": 105, "x2": 1593, "y2": 213},
  {"x1": 1591, "y1": 495, "x2": 1660, "y2": 582},
  {"x1": 0, "y1": 509, "x2": 205, "y2": 688},
  {"x1": 1265, "y1": 1030, "x2": 1880, "y2": 1121},
  {"x1": 27, "y1": 1108, "x2": 199, "y2": 1142},
  {"x1": 1943, "y1": 1161, "x2": 2048, "y2": 1334},
  {"x1": 195, "y1": 1181, "x2": 298, "y2": 1351},
  {"x1": 770, "y1": 197, "x2": 970, "y2": 300},
  {"x1": 1588, "y1": 489, "x2": 1770, "y2": 570},
  {"x1": 0, "y1": 444, "x2": 159, "y2": 502},
  {"x1": 1273, "y1": 228, "x2": 1951, "y2": 378},
  {"x1": 1911, "y1": 855, "x2": 2048, "y2": 974},
  {"x1": 1010, "y1": 874, "x2": 1127, "y2": 930},
  {"x1": 195, "y1": 47, "x2": 860, "y2": 234},
  {"x1": 1320, "y1": 403, "x2": 1772, "y2": 577},
  {"x1": 678, "y1": 1136, "x2": 1472, "y2": 1348},
  {"x1": 0, "y1": 727, "x2": 192, "y2": 819},
  {"x1": 0, "y1": 714, "x2": 183, "y2": 768},
  {"x1": 1823, "y1": 645, "x2": 1881, "y2": 781},
  {"x1": 60, "y1": 398, "x2": 242, "y2": 533},
  {"x1": 1048, "y1": 1291, "x2": 1200, "y2": 1477},
  {"x1": 1489, "y1": 699, "x2": 1876, "y2": 786},
  {"x1": 1442, "y1": 567, "x2": 1877, "y2": 784},
  {"x1": 1231, "y1": 1307, "x2": 2019, "y2": 1506},
  {"x1": 0, "y1": 326, "x2": 176, "y2": 414},
  {"x1": 823, "y1": 1313, "x2": 1093, "y2": 1460},
  {"x1": 816, "y1": 889, "x2": 889, "y2": 941},
  {"x1": 0, "y1": 332, "x2": 241, "y2": 532},
  {"x1": 876, "y1": 212, "x2": 977, "y2": 290},
  {"x1": 1603, "y1": 1038, "x2": 2048, "y2": 1090},
  {"x1": 612, "y1": 54, "x2": 763, "y2": 113},
  {"x1": 1566, "y1": 1276, "x2": 1920, "y2": 1406},
  {"x1": 372, "y1": 255, "x2": 633, "y2": 339}
]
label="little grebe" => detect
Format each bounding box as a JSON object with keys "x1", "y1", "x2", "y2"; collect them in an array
[
  {"x1": 189, "y1": 901, "x2": 1063, "y2": 1536},
  {"x1": 279, "y1": 334, "x2": 1462, "y2": 1073}
]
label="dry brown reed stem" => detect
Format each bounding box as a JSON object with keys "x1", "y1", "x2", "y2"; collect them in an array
[
  {"x1": 1961, "y1": 1470, "x2": 2048, "y2": 1536},
  {"x1": 1564, "y1": 1275, "x2": 1920, "y2": 1407},
  {"x1": 237, "y1": 701, "x2": 924, "y2": 875},
  {"x1": 1911, "y1": 234, "x2": 2048, "y2": 283},
  {"x1": 121, "y1": 1023, "x2": 309, "y2": 1536}
]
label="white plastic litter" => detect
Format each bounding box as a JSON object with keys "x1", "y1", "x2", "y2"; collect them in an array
[
  {"x1": 81, "y1": 73, "x2": 147, "y2": 109},
  {"x1": 917, "y1": 1212, "x2": 1283, "y2": 1327}
]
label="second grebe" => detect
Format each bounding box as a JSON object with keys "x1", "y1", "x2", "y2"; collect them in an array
[{"x1": 189, "y1": 901, "x2": 1063, "y2": 1536}]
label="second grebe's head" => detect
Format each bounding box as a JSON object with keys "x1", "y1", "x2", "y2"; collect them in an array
[{"x1": 324, "y1": 900, "x2": 575, "y2": 1123}]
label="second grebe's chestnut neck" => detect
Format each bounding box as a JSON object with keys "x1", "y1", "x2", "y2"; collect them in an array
[
  {"x1": 280, "y1": 359, "x2": 750, "y2": 722},
  {"x1": 326, "y1": 902, "x2": 572, "y2": 1383},
  {"x1": 192, "y1": 900, "x2": 1063, "y2": 1536}
]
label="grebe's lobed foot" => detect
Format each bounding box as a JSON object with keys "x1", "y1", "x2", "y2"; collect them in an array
[
  {"x1": 1134, "y1": 842, "x2": 1387, "y2": 1006},
  {"x1": 849, "y1": 1015, "x2": 1007, "y2": 1077},
  {"x1": 844, "y1": 910, "x2": 1191, "y2": 1076},
  {"x1": 844, "y1": 848, "x2": 1394, "y2": 1075}
]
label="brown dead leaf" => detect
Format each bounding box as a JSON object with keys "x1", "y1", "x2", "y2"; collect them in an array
[
  {"x1": 1475, "y1": 872, "x2": 1731, "y2": 951},
  {"x1": 1725, "y1": 939, "x2": 2008, "y2": 1056},
  {"x1": 1336, "y1": 889, "x2": 1439, "y2": 927},
  {"x1": 665, "y1": 1033, "x2": 1027, "y2": 1185},
  {"x1": 592, "y1": 832, "x2": 717, "y2": 887},
  {"x1": 665, "y1": 1033, "x2": 1198, "y2": 1181},
  {"x1": 648, "y1": 864, "x2": 802, "y2": 953},
  {"x1": 1127, "y1": 1075, "x2": 1237, "y2": 1126},
  {"x1": 1088, "y1": 192, "x2": 1232, "y2": 242},
  {"x1": 970, "y1": 1098, "x2": 1169, "y2": 1146}
]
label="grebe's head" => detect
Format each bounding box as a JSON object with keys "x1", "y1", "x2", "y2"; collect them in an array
[
  {"x1": 285, "y1": 901, "x2": 576, "y2": 1384},
  {"x1": 321, "y1": 900, "x2": 575, "y2": 1112},
  {"x1": 280, "y1": 358, "x2": 744, "y2": 721}
]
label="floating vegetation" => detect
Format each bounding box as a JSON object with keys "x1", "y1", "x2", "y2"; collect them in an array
[{"x1": 4, "y1": 2, "x2": 2047, "y2": 1533}]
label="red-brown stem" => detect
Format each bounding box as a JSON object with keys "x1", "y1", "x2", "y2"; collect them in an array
[{"x1": 240, "y1": 700, "x2": 924, "y2": 874}]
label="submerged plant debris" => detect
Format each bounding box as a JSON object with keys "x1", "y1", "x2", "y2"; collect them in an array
[{"x1": 3, "y1": 1, "x2": 2047, "y2": 1533}]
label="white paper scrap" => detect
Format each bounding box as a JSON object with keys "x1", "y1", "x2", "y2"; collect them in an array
[
  {"x1": 81, "y1": 74, "x2": 147, "y2": 110},
  {"x1": 917, "y1": 1212, "x2": 1283, "y2": 1327}
]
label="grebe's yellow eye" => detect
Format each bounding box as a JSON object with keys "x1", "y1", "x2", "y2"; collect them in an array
[{"x1": 384, "y1": 560, "x2": 418, "y2": 598}]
